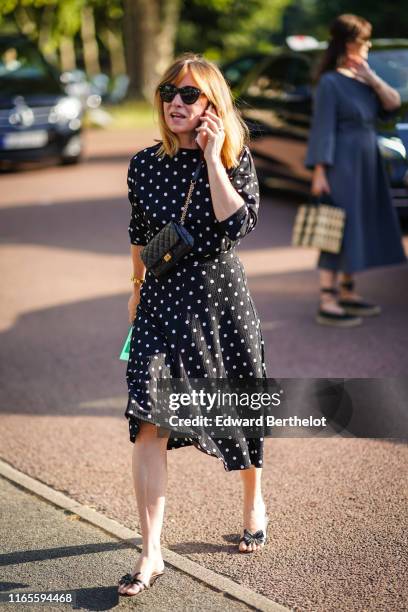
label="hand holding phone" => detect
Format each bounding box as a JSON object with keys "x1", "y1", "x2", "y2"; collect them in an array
[
  {"x1": 195, "y1": 102, "x2": 223, "y2": 156},
  {"x1": 195, "y1": 102, "x2": 211, "y2": 148},
  {"x1": 200, "y1": 102, "x2": 213, "y2": 126}
]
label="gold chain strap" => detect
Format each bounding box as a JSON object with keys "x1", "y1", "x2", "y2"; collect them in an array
[{"x1": 179, "y1": 178, "x2": 196, "y2": 226}]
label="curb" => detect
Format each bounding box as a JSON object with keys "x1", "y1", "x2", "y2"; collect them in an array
[{"x1": 0, "y1": 458, "x2": 290, "y2": 612}]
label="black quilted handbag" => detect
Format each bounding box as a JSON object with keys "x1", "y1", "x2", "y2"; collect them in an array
[{"x1": 140, "y1": 159, "x2": 203, "y2": 278}]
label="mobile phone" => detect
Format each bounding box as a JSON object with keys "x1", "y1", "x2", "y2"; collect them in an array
[
  {"x1": 195, "y1": 102, "x2": 209, "y2": 144},
  {"x1": 199, "y1": 102, "x2": 216, "y2": 124},
  {"x1": 203, "y1": 101, "x2": 211, "y2": 115},
  {"x1": 195, "y1": 102, "x2": 217, "y2": 147}
]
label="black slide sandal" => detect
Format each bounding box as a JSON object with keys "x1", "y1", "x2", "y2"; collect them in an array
[
  {"x1": 317, "y1": 287, "x2": 362, "y2": 327},
  {"x1": 118, "y1": 570, "x2": 165, "y2": 597}
]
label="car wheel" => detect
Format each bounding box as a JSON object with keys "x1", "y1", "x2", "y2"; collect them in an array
[{"x1": 60, "y1": 154, "x2": 81, "y2": 166}]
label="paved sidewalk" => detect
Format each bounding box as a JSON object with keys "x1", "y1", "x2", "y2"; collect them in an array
[
  {"x1": 0, "y1": 475, "x2": 282, "y2": 612},
  {"x1": 1, "y1": 127, "x2": 407, "y2": 612}
]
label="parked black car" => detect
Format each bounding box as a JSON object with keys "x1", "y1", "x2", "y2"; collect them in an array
[
  {"x1": 0, "y1": 34, "x2": 83, "y2": 166},
  {"x1": 226, "y1": 39, "x2": 408, "y2": 216},
  {"x1": 220, "y1": 52, "x2": 267, "y2": 90}
]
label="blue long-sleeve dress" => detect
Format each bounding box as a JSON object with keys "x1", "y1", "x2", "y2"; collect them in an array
[{"x1": 305, "y1": 70, "x2": 406, "y2": 273}]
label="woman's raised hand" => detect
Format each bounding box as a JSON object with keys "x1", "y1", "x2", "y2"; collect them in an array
[
  {"x1": 345, "y1": 55, "x2": 376, "y2": 85},
  {"x1": 195, "y1": 104, "x2": 225, "y2": 162}
]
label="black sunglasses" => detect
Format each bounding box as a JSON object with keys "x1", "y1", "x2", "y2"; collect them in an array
[{"x1": 159, "y1": 83, "x2": 203, "y2": 104}]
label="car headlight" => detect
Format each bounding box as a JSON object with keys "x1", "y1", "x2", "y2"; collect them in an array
[
  {"x1": 377, "y1": 136, "x2": 406, "y2": 160},
  {"x1": 49, "y1": 97, "x2": 82, "y2": 125}
]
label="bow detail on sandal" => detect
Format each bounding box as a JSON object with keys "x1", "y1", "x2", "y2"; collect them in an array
[
  {"x1": 118, "y1": 573, "x2": 140, "y2": 587},
  {"x1": 118, "y1": 569, "x2": 165, "y2": 597},
  {"x1": 240, "y1": 528, "x2": 266, "y2": 546},
  {"x1": 239, "y1": 514, "x2": 269, "y2": 552}
]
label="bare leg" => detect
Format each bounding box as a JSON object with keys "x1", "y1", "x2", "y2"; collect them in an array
[
  {"x1": 239, "y1": 466, "x2": 266, "y2": 552},
  {"x1": 319, "y1": 268, "x2": 345, "y2": 314},
  {"x1": 118, "y1": 422, "x2": 170, "y2": 595},
  {"x1": 338, "y1": 272, "x2": 362, "y2": 300}
]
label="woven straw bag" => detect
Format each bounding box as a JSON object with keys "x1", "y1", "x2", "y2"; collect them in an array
[{"x1": 292, "y1": 196, "x2": 345, "y2": 254}]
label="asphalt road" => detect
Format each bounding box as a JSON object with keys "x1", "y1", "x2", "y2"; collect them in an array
[{"x1": 0, "y1": 127, "x2": 407, "y2": 612}]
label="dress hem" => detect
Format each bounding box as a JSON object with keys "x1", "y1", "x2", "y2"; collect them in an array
[
  {"x1": 126, "y1": 413, "x2": 264, "y2": 473},
  {"x1": 317, "y1": 255, "x2": 407, "y2": 274}
]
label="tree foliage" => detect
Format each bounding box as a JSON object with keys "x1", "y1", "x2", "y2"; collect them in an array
[
  {"x1": 0, "y1": 0, "x2": 404, "y2": 98},
  {"x1": 177, "y1": 0, "x2": 292, "y2": 61},
  {"x1": 280, "y1": 0, "x2": 408, "y2": 41}
]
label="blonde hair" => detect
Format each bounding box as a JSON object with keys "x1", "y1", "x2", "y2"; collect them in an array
[{"x1": 153, "y1": 52, "x2": 249, "y2": 169}]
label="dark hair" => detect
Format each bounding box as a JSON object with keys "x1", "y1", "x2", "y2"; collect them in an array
[{"x1": 315, "y1": 13, "x2": 372, "y2": 80}]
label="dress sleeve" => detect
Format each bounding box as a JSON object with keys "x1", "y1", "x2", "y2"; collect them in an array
[
  {"x1": 305, "y1": 75, "x2": 337, "y2": 169},
  {"x1": 127, "y1": 156, "x2": 150, "y2": 246},
  {"x1": 216, "y1": 146, "x2": 259, "y2": 241},
  {"x1": 376, "y1": 96, "x2": 400, "y2": 122}
]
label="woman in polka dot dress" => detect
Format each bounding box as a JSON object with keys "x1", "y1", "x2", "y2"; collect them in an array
[{"x1": 118, "y1": 53, "x2": 269, "y2": 597}]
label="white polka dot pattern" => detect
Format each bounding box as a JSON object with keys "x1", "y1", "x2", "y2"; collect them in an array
[{"x1": 124, "y1": 143, "x2": 267, "y2": 472}]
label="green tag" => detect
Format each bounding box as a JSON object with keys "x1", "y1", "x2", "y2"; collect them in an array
[{"x1": 119, "y1": 325, "x2": 133, "y2": 361}]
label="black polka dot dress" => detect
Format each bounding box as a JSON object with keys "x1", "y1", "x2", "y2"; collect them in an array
[{"x1": 125, "y1": 142, "x2": 267, "y2": 471}]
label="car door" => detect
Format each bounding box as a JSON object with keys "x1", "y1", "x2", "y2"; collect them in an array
[{"x1": 238, "y1": 53, "x2": 315, "y2": 192}]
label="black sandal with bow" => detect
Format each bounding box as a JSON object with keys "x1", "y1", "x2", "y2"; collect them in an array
[
  {"x1": 118, "y1": 569, "x2": 165, "y2": 597},
  {"x1": 239, "y1": 516, "x2": 269, "y2": 552}
]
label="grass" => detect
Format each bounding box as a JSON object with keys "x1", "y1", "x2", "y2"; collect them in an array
[{"x1": 84, "y1": 100, "x2": 157, "y2": 130}]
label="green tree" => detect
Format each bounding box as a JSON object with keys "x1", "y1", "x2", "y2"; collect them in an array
[
  {"x1": 123, "y1": 0, "x2": 182, "y2": 99},
  {"x1": 0, "y1": 0, "x2": 295, "y2": 99},
  {"x1": 0, "y1": 0, "x2": 122, "y2": 75},
  {"x1": 280, "y1": 0, "x2": 408, "y2": 40},
  {"x1": 314, "y1": 0, "x2": 408, "y2": 38},
  {"x1": 122, "y1": 0, "x2": 292, "y2": 99},
  {"x1": 178, "y1": 0, "x2": 292, "y2": 61}
]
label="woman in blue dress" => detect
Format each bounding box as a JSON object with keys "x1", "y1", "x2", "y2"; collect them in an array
[{"x1": 305, "y1": 13, "x2": 406, "y2": 327}]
